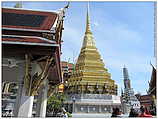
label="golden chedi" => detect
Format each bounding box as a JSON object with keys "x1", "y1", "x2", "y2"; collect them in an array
[{"x1": 66, "y1": 7, "x2": 117, "y2": 95}]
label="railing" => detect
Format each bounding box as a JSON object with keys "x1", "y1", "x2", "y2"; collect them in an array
[{"x1": 67, "y1": 94, "x2": 113, "y2": 101}]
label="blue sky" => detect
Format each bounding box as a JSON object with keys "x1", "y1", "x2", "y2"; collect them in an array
[{"x1": 2, "y1": 1, "x2": 155, "y2": 95}]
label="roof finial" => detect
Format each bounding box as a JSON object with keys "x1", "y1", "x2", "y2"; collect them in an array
[
  {"x1": 121, "y1": 87, "x2": 124, "y2": 96},
  {"x1": 123, "y1": 64, "x2": 126, "y2": 68},
  {"x1": 88, "y1": 1, "x2": 90, "y2": 13},
  {"x1": 150, "y1": 61, "x2": 154, "y2": 68},
  {"x1": 85, "y1": 2, "x2": 92, "y2": 34},
  {"x1": 64, "y1": 2, "x2": 70, "y2": 9}
]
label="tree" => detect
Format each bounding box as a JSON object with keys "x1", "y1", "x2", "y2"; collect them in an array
[{"x1": 47, "y1": 92, "x2": 67, "y2": 117}]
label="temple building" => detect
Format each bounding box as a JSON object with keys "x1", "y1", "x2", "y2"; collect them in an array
[
  {"x1": 147, "y1": 64, "x2": 156, "y2": 114},
  {"x1": 148, "y1": 64, "x2": 156, "y2": 98},
  {"x1": 135, "y1": 64, "x2": 157, "y2": 116},
  {"x1": 64, "y1": 5, "x2": 120, "y2": 114},
  {"x1": 121, "y1": 66, "x2": 140, "y2": 114},
  {"x1": 2, "y1": 4, "x2": 68, "y2": 117},
  {"x1": 61, "y1": 61, "x2": 74, "y2": 83}
]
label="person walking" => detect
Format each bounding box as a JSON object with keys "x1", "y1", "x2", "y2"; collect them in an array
[
  {"x1": 129, "y1": 108, "x2": 139, "y2": 117},
  {"x1": 111, "y1": 107, "x2": 121, "y2": 117},
  {"x1": 62, "y1": 108, "x2": 68, "y2": 118},
  {"x1": 138, "y1": 105, "x2": 153, "y2": 117}
]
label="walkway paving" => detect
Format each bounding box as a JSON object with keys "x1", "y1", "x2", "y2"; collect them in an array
[{"x1": 72, "y1": 113, "x2": 129, "y2": 118}]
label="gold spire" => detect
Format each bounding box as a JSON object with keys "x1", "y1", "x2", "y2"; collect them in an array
[
  {"x1": 82, "y1": 3, "x2": 96, "y2": 49},
  {"x1": 85, "y1": 2, "x2": 92, "y2": 34},
  {"x1": 66, "y1": 3, "x2": 118, "y2": 95}
]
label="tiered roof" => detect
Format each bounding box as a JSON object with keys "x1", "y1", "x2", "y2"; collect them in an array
[
  {"x1": 67, "y1": 6, "x2": 117, "y2": 95},
  {"x1": 2, "y1": 8, "x2": 58, "y2": 31}
]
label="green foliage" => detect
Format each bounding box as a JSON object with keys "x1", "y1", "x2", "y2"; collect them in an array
[{"x1": 47, "y1": 92, "x2": 67, "y2": 115}]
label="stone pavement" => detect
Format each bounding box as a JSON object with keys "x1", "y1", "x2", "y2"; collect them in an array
[{"x1": 72, "y1": 113, "x2": 129, "y2": 118}]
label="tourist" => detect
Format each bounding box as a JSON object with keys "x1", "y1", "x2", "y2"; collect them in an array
[
  {"x1": 62, "y1": 108, "x2": 68, "y2": 118},
  {"x1": 150, "y1": 106, "x2": 156, "y2": 116},
  {"x1": 138, "y1": 105, "x2": 152, "y2": 117},
  {"x1": 2, "y1": 111, "x2": 8, "y2": 117},
  {"x1": 145, "y1": 107, "x2": 151, "y2": 115},
  {"x1": 111, "y1": 108, "x2": 116, "y2": 117},
  {"x1": 7, "y1": 110, "x2": 13, "y2": 117},
  {"x1": 111, "y1": 107, "x2": 121, "y2": 117},
  {"x1": 3, "y1": 110, "x2": 12, "y2": 117},
  {"x1": 129, "y1": 108, "x2": 139, "y2": 117},
  {"x1": 6, "y1": 110, "x2": 10, "y2": 117},
  {"x1": 63, "y1": 111, "x2": 68, "y2": 118}
]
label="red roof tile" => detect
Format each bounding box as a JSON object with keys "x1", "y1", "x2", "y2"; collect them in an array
[
  {"x1": 2, "y1": 8, "x2": 58, "y2": 31},
  {"x1": 61, "y1": 61, "x2": 74, "y2": 68}
]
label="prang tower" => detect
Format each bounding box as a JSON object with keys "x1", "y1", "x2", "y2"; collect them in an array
[
  {"x1": 123, "y1": 66, "x2": 131, "y2": 89},
  {"x1": 121, "y1": 66, "x2": 140, "y2": 113},
  {"x1": 66, "y1": 5, "x2": 117, "y2": 95}
]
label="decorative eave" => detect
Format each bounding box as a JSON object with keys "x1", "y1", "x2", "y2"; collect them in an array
[
  {"x1": 2, "y1": 35, "x2": 59, "y2": 47},
  {"x1": 2, "y1": 27, "x2": 56, "y2": 33}
]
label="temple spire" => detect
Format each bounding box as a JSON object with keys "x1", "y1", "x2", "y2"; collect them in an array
[
  {"x1": 66, "y1": 2, "x2": 118, "y2": 96},
  {"x1": 85, "y1": 2, "x2": 92, "y2": 34},
  {"x1": 123, "y1": 66, "x2": 131, "y2": 89},
  {"x1": 81, "y1": 3, "x2": 96, "y2": 49},
  {"x1": 121, "y1": 88, "x2": 124, "y2": 96}
]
